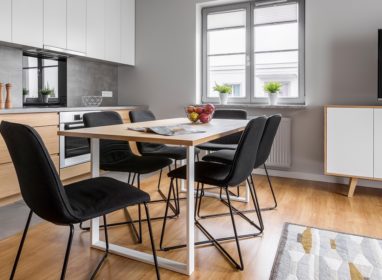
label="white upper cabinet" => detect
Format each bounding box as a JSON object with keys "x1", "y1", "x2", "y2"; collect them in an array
[
  {"x1": 0, "y1": 0, "x2": 12, "y2": 42},
  {"x1": 12, "y1": 0, "x2": 44, "y2": 48},
  {"x1": 87, "y1": 0, "x2": 105, "y2": 60},
  {"x1": 121, "y1": 0, "x2": 135, "y2": 65},
  {"x1": 67, "y1": 0, "x2": 87, "y2": 54},
  {"x1": 43, "y1": 0, "x2": 67, "y2": 49},
  {"x1": 105, "y1": 0, "x2": 121, "y2": 62},
  {"x1": 5, "y1": 0, "x2": 134, "y2": 64}
]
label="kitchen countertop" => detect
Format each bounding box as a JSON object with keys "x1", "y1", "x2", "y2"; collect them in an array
[{"x1": 0, "y1": 105, "x2": 148, "y2": 115}]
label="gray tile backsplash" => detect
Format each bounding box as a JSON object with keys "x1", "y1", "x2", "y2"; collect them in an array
[
  {"x1": 0, "y1": 45, "x2": 118, "y2": 108},
  {"x1": 67, "y1": 57, "x2": 118, "y2": 107},
  {"x1": 0, "y1": 46, "x2": 23, "y2": 107}
]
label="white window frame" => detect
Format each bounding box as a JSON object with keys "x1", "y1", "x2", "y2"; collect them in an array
[{"x1": 201, "y1": 0, "x2": 305, "y2": 105}]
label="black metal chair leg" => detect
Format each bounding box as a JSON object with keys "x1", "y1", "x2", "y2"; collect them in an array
[
  {"x1": 60, "y1": 224, "x2": 74, "y2": 280},
  {"x1": 137, "y1": 175, "x2": 143, "y2": 243},
  {"x1": 144, "y1": 203, "x2": 161, "y2": 280},
  {"x1": 249, "y1": 176, "x2": 264, "y2": 231},
  {"x1": 159, "y1": 179, "x2": 175, "y2": 250},
  {"x1": 10, "y1": 210, "x2": 33, "y2": 280},
  {"x1": 90, "y1": 215, "x2": 110, "y2": 280},
  {"x1": 194, "y1": 182, "x2": 201, "y2": 220},
  {"x1": 157, "y1": 169, "x2": 163, "y2": 191},
  {"x1": 263, "y1": 164, "x2": 277, "y2": 210},
  {"x1": 225, "y1": 188, "x2": 244, "y2": 270},
  {"x1": 197, "y1": 184, "x2": 204, "y2": 218}
]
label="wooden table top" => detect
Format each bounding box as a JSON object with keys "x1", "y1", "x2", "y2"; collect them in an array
[{"x1": 58, "y1": 118, "x2": 249, "y2": 146}]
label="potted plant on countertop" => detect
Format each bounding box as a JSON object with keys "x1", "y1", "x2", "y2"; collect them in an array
[
  {"x1": 22, "y1": 88, "x2": 29, "y2": 103},
  {"x1": 213, "y1": 82, "x2": 232, "y2": 105},
  {"x1": 39, "y1": 84, "x2": 54, "y2": 104},
  {"x1": 264, "y1": 81, "x2": 282, "y2": 105}
]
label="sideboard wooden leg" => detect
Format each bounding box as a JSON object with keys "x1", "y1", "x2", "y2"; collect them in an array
[{"x1": 348, "y1": 177, "x2": 358, "y2": 198}]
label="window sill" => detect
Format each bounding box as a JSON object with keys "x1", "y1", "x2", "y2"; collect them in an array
[{"x1": 199, "y1": 103, "x2": 307, "y2": 110}]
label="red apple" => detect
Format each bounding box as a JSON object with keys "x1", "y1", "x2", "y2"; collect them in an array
[
  {"x1": 186, "y1": 106, "x2": 195, "y2": 113},
  {"x1": 195, "y1": 107, "x2": 204, "y2": 114},
  {"x1": 204, "y1": 103, "x2": 215, "y2": 114},
  {"x1": 199, "y1": 113, "x2": 210, "y2": 123}
]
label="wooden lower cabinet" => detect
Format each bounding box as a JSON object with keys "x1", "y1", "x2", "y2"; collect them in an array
[
  {"x1": 60, "y1": 162, "x2": 91, "y2": 181},
  {"x1": 0, "y1": 125, "x2": 59, "y2": 165},
  {"x1": 0, "y1": 109, "x2": 136, "y2": 205}
]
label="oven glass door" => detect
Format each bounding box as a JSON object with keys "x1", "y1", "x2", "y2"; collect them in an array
[{"x1": 61, "y1": 122, "x2": 90, "y2": 168}]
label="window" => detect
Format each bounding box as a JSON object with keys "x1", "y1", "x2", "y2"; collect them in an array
[
  {"x1": 22, "y1": 53, "x2": 67, "y2": 106},
  {"x1": 202, "y1": 0, "x2": 305, "y2": 104}
]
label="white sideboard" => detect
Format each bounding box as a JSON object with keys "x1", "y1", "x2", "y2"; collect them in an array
[
  {"x1": 0, "y1": 0, "x2": 135, "y2": 66},
  {"x1": 325, "y1": 106, "x2": 382, "y2": 197}
]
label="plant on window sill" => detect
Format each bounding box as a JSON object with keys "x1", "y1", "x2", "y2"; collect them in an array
[
  {"x1": 213, "y1": 83, "x2": 232, "y2": 105},
  {"x1": 264, "y1": 81, "x2": 283, "y2": 106}
]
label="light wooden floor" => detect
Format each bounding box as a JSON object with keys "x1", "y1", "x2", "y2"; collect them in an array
[{"x1": 1, "y1": 174, "x2": 382, "y2": 280}]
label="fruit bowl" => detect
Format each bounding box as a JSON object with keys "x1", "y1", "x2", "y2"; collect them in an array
[{"x1": 185, "y1": 104, "x2": 215, "y2": 124}]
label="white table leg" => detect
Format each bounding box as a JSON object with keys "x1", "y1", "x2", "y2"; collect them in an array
[
  {"x1": 89, "y1": 138, "x2": 192, "y2": 275},
  {"x1": 186, "y1": 146, "x2": 195, "y2": 275},
  {"x1": 90, "y1": 139, "x2": 100, "y2": 246}
]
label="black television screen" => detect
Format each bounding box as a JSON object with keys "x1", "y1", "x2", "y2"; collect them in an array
[{"x1": 379, "y1": 30, "x2": 382, "y2": 99}]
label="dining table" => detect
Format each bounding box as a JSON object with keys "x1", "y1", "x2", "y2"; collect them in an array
[{"x1": 58, "y1": 117, "x2": 249, "y2": 276}]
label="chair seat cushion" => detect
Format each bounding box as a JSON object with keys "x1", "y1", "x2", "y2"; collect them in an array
[
  {"x1": 202, "y1": 150, "x2": 235, "y2": 165},
  {"x1": 197, "y1": 143, "x2": 237, "y2": 152},
  {"x1": 101, "y1": 155, "x2": 172, "y2": 174},
  {"x1": 65, "y1": 177, "x2": 150, "y2": 221},
  {"x1": 168, "y1": 161, "x2": 231, "y2": 187},
  {"x1": 141, "y1": 145, "x2": 200, "y2": 160}
]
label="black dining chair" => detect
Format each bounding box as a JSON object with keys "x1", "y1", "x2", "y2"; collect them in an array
[
  {"x1": 0, "y1": 121, "x2": 160, "y2": 280},
  {"x1": 160, "y1": 117, "x2": 267, "y2": 271},
  {"x1": 197, "y1": 109, "x2": 248, "y2": 152},
  {"x1": 129, "y1": 109, "x2": 201, "y2": 203},
  {"x1": 82, "y1": 111, "x2": 175, "y2": 242},
  {"x1": 202, "y1": 114, "x2": 282, "y2": 212}
]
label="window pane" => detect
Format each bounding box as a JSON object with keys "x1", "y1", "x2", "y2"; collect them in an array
[
  {"x1": 22, "y1": 56, "x2": 38, "y2": 68},
  {"x1": 208, "y1": 28, "x2": 246, "y2": 55},
  {"x1": 253, "y1": 2, "x2": 300, "y2": 100},
  {"x1": 254, "y1": 51, "x2": 299, "y2": 98},
  {"x1": 22, "y1": 69, "x2": 39, "y2": 98},
  {"x1": 207, "y1": 10, "x2": 246, "y2": 30},
  {"x1": 207, "y1": 55, "x2": 246, "y2": 98},
  {"x1": 254, "y1": 3, "x2": 298, "y2": 25},
  {"x1": 43, "y1": 59, "x2": 58, "y2": 67},
  {"x1": 43, "y1": 67, "x2": 58, "y2": 98},
  {"x1": 255, "y1": 22, "x2": 298, "y2": 52}
]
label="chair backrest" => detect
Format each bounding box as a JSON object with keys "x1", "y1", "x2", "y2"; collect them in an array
[
  {"x1": 211, "y1": 109, "x2": 248, "y2": 144},
  {"x1": 254, "y1": 114, "x2": 282, "y2": 168},
  {"x1": 0, "y1": 121, "x2": 79, "y2": 225},
  {"x1": 83, "y1": 111, "x2": 134, "y2": 165},
  {"x1": 224, "y1": 117, "x2": 267, "y2": 186},
  {"x1": 128, "y1": 110, "x2": 165, "y2": 154}
]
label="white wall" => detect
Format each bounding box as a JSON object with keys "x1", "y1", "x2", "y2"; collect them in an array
[{"x1": 118, "y1": 0, "x2": 382, "y2": 181}]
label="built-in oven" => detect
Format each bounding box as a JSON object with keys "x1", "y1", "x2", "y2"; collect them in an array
[{"x1": 59, "y1": 111, "x2": 99, "y2": 168}]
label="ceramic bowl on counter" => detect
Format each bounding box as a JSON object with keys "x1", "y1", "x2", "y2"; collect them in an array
[{"x1": 82, "y1": 96, "x2": 103, "y2": 107}]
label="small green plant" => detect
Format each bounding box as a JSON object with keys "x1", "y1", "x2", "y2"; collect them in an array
[
  {"x1": 22, "y1": 88, "x2": 29, "y2": 96},
  {"x1": 40, "y1": 84, "x2": 54, "y2": 96},
  {"x1": 213, "y1": 83, "x2": 232, "y2": 94},
  {"x1": 264, "y1": 81, "x2": 282, "y2": 95}
]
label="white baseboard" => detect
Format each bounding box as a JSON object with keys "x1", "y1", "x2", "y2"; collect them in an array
[{"x1": 253, "y1": 168, "x2": 382, "y2": 189}]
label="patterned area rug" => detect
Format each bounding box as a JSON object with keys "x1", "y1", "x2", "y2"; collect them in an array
[{"x1": 270, "y1": 223, "x2": 382, "y2": 280}]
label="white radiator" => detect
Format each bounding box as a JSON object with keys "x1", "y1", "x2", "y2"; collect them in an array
[{"x1": 250, "y1": 117, "x2": 292, "y2": 169}]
